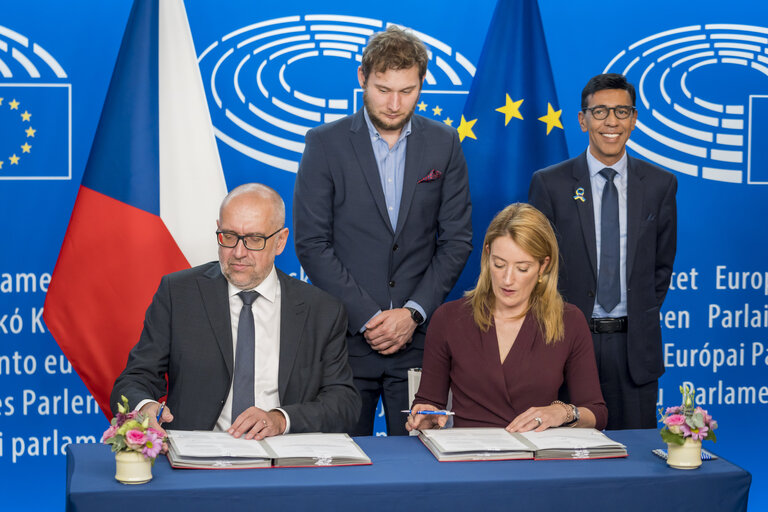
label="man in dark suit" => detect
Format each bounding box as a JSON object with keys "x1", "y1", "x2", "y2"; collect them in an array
[
  {"x1": 111, "y1": 183, "x2": 360, "y2": 439},
  {"x1": 529, "y1": 73, "x2": 677, "y2": 430},
  {"x1": 293, "y1": 26, "x2": 472, "y2": 436}
]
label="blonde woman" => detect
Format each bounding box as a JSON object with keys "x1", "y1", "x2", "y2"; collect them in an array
[{"x1": 407, "y1": 204, "x2": 607, "y2": 432}]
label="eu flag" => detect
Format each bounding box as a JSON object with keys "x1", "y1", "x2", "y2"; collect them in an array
[{"x1": 452, "y1": 0, "x2": 569, "y2": 296}]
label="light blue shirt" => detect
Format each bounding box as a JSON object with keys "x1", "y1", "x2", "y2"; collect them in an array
[
  {"x1": 363, "y1": 108, "x2": 411, "y2": 229},
  {"x1": 361, "y1": 109, "x2": 425, "y2": 328},
  {"x1": 587, "y1": 148, "x2": 628, "y2": 318}
]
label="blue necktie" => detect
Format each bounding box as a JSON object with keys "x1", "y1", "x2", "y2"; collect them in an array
[
  {"x1": 232, "y1": 291, "x2": 258, "y2": 421},
  {"x1": 598, "y1": 168, "x2": 620, "y2": 313}
]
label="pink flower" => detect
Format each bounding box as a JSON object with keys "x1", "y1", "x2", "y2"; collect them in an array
[
  {"x1": 664, "y1": 406, "x2": 682, "y2": 415},
  {"x1": 125, "y1": 429, "x2": 146, "y2": 450},
  {"x1": 679, "y1": 422, "x2": 709, "y2": 441},
  {"x1": 689, "y1": 424, "x2": 709, "y2": 441},
  {"x1": 142, "y1": 431, "x2": 163, "y2": 459},
  {"x1": 101, "y1": 424, "x2": 118, "y2": 442},
  {"x1": 665, "y1": 414, "x2": 685, "y2": 426}
]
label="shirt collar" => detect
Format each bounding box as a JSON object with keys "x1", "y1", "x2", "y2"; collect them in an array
[
  {"x1": 586, "y1": 146, "x2": 628, "y2": 180},
  {"x1": 227, "y1": 265, "x2": 278, "y2": 304},
  {"x1": 363, "y1": 107, "x2": 412, "y2": 144}
]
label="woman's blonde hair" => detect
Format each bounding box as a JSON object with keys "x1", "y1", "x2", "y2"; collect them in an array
[{"x1": 465, "y1": 203, "x2": 564, "y2": 343}]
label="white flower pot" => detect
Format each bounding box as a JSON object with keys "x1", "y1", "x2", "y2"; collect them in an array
[
  {"x1": 115, "y1": 450, "x2": 153, "y2": 484},
  {"x1": 666, "y1": 438, "x2": 702, "y2": 470}
]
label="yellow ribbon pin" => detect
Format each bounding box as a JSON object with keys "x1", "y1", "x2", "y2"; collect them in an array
[{"x1": 573, "y1": 187, "x2": 585, "y2": 202}]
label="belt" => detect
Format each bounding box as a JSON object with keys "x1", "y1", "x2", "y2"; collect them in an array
[{"x1": 589, "y1": 317, "x2": 628, "y2": 334}]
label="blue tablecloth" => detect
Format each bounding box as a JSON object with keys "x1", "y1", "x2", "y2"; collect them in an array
[{"x1": 66, "y1": 429, "x2": 751, "y2": 511}]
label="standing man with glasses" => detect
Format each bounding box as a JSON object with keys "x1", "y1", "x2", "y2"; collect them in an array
[
  {"x1": 293, "y1": 26, "x2": 472, "y2": 436},
  {"x1": 529, "y1": 73, "x2": 677, "y2": 429},
  {"x1": 111, "y1": 183, "x2": 360, "y2": 439}
]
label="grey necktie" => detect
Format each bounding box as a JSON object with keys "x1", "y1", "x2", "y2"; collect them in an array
[
  {"x1": 597, "y1": 168, "x2": 620, "y2": 313},
  {"x1": 232, "y1": 291, "x2": 259, "y2": 421}
]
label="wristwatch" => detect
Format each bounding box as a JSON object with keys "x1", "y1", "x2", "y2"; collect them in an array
[{"x1": 405, "y1": 307, "x2": 424, "y2": 325}]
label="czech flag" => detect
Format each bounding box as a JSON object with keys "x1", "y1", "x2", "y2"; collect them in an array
[{"x1": 44, "y1": 0, "x2": 227, "y2": 418}]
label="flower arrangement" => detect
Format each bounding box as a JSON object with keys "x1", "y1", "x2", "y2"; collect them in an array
[
  {"x1": 659, "y1": 384, "x2": 717, "y2": 445},
  {"x1": 102, "y1": 395, "x2": 165, "y2": 463}
]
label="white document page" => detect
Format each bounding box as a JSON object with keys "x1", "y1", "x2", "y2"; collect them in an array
[{"x1": 167, "y1": 430, "x2": 272, "y2": 458}]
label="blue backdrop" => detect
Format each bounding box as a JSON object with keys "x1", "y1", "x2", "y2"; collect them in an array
[{"x1": 0, "y1": 1, "x2": 765, "y2": 510}]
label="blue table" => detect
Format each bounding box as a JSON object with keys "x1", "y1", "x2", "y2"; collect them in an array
[{"x1": 66, "y1": 430, "x2": 751, "y2": 511}]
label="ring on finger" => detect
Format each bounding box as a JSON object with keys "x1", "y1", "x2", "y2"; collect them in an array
[
  {"x1": 262, "y1": 419, "x2": 267, "y2": 427},
  {"x1": 534, "y1": 416, "x2": 542, "y2": 427}
]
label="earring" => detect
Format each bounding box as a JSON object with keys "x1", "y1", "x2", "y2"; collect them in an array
[{"x1": 537, "y1": 275, "x2": 543, "y2": 284}]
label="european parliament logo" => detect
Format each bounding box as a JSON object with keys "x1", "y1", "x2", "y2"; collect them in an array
[
  {"x1": 0, "y1": 25, "x2": 70, "y2": 180},
  {"x1": 604, "y1": 24, "x2": 768, "y2": 185},
  {"x1": 198, "y1": 15, "x2": 475, "y2": 173}
]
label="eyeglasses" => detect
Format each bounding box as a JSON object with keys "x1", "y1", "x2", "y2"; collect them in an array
[
  {"x1": 583, "y1": 105, "x2": 635, "y2": 120},
  {"x1": 216, "y1": 228, "x2": 283, "y2": 251}
]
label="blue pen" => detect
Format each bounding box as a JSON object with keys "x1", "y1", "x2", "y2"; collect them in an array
[
  {"x1": 156, "y1": 401, "x2": 166, "y2": 423},
  {"x1": 401, "y1": 409, "x2": 455, "y2": 416}
]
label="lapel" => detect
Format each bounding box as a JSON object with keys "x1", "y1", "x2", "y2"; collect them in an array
[
  {"x1": 395, "y1": 116, "x2": 425, "y2": 238},
  {"x1": 572, "y1": 152, "x2": 598, "y2": 278},
  {"x1": 625, "y1": 156, "x2": 644, "y2": 280},
  {"x1": 276, "y1": 270, "x2": 308, "y2": 400},
  {"x1": 197, "y1": 263, "x2": 234, "y2": 378},
  {"x1": 349, "y1": 109, "x2": 394, "y2": 234}
]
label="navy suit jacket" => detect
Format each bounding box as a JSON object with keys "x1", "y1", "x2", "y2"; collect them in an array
[
  {"x1": 111, "y1": 262, "x2": 361, "y2": 433},
  {"x1": 293, "y1": 110, "x2": 472, "y2": 356},
  {"x1": 529, "y1": 151, "x2": 677, "y2": 385}
]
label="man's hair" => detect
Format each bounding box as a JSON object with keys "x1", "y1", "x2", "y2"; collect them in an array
[
  {"x1": 219, "y1": 183, "x2": 285, "y2": 229},
  {"x1": 581, "y1": 73, "x2": 636, "y2": 109},
  {"x1": 360, "y1": 25, "x2": 428, "y2": 82}
]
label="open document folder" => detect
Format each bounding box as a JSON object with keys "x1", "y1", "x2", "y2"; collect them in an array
[
  {"x1": 418, "y1": 427, "x2": 628, "y2": 462},
  {"x1": 166, "y1": 430, "x2": 371, "y2": 468}
]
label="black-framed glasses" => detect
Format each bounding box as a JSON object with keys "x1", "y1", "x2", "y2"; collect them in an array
[
  {"x1": 216, "y1": 228, "x2": 283, "y2": 251},
  {"x1": 583, "y1": 105, "x2": 635, "y2": 120}
]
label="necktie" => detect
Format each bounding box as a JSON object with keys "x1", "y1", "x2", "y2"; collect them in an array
[
  {"x1": 597, "y1": 168, "x2": 620, "y2": 313},
  {"x1": 232, "y1": 291, "x2": 258, "y2": 421}
]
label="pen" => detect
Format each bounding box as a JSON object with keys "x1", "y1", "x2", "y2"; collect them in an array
[
  {"x1": 400, "y1": 409, "x2": 455, "y2": 416},
  {"x1": 156, "y1": 401, "x2": 166, "y2": 423}
]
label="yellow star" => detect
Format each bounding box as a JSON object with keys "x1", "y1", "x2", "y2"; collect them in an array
[
  {"x1": 538, "y1": 102, "x2": 563, "y2": 135},
  {"x1": 0, "y1": 98, "x2": 3, "y2": 105},
  {"x1": 9, "y1": 99, "x2": 19, "y2": 110},
  {"x1": 21, "y1": 142, "x2": 32, "y2": 153},
  {"x1": 9, "y1": 154, "x2": 20, "y2": 165},
  {"x1": 443, "y1": 117, "x2": 454, "y2": 126},
  {"x1": 432, "y1": 105, "x2": 443, "y2": 116},
  {"x1": 496, "y1": 94, "x2": 524, "y2": 126},
  {"x1": 21, "y1": 110, "x2": 31, "y2": 122},
  {"x1": 26, "y1": 127, "x2": 36, "y2": 137},
  {"x1": 417, "y1": 101, "x2": 428, "y2": 112},
  {"x1": 0, "y1": 161, "x2": 3, "y2": 169},
  {"x1": 457, "y1": 115, "x2": 477, "y2": 142}
]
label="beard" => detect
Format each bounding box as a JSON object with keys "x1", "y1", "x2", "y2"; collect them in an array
[{"x1": 363, "y1": 89, "x2": 417, "y2": 133}]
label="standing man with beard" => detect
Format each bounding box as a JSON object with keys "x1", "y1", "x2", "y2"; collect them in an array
[{"x1": 294, "y1": 26, "x2": 472, "y2": 436}]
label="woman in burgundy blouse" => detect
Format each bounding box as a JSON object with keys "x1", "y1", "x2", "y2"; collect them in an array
[{"x1": 407, "y1": 203, "x2": 607, "y2": 432}]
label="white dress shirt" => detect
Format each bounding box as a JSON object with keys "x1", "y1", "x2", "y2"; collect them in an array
[{"x1": 216, "y1": 265, "x2": 290, "y2": 432}]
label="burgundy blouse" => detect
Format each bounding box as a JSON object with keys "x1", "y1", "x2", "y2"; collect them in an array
[{"x1": 414, "y1": 299, "x2": 608, "y2": 430}]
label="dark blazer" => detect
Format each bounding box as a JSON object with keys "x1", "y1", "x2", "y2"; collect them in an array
[
  {"x1": 529, "y1": 151, "x2": 677, "y2": 385},
  {"x1": 111, "y1": 262, "x2": 361, "y2": 433},
  {"x1": 414, "y1": 299, "x2": 607, "y2": 430},
  {"x1": 293, "y1": 110, "x2": 473, "y2": 355}
]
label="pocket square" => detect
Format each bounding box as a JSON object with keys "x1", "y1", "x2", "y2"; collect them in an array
[{"x1": 418, "y1": 169, "x2": 443, "y2": 183}]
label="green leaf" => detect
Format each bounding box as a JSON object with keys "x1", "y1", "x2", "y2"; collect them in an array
[{"x1": 660, "y1": 428, "x2": 685, "y2": 445}]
